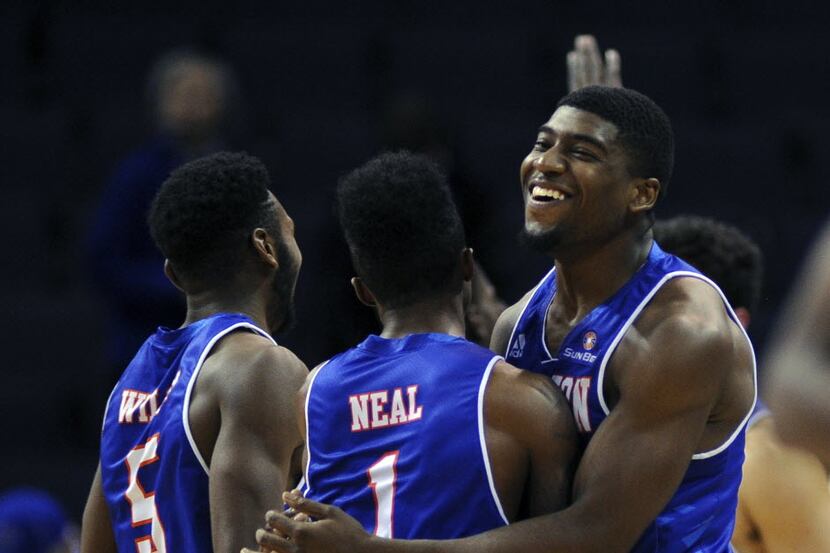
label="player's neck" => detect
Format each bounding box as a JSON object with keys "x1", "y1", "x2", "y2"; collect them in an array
[
  {"x1": 378, "y1": 296, "x2": 466, "y2": 340},
  {"x1": 553, "y1": 229, "x2": 653, "y2": 320},
  {"x1": 181, "y1": 288, "x2": 269, "y2": 333}
]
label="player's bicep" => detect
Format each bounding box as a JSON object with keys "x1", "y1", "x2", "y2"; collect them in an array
[
  {"x1": 521, "y1": 376, "x2": 578, "y2": 516},
  {"x1": 208, "y1": 349, "x2": 307, "y2": 553},
  {"x1": 567, "y1": 326, "x2": 725, "y2": 545},
  {"x1": 81, "y1": 464, "x2": 117, "y2": 553}
]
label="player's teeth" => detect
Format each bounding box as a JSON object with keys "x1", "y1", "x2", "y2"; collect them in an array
[{"x1": 531, "y1": 186, "x2": 568, "y2": 200}]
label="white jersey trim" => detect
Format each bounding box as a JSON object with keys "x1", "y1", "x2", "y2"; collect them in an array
[
  {"x1": 301, "y1": 359, "x2": 331, "y2": 497},
  {"x1": 101, "y1": 384, "x2": 119, "y2": 433},
  {"x1": 183, "y1": 322, "x2": 276, "y2": 475},
  {"x1": 477, "y1": 355, "x2": 510, "y2": 526},
  {"x1": 505, "y1": 266, "x2": 556, "y2": 357},
  {"x1": 595, "y1": 270, "x2": 757, "y2": 460}
]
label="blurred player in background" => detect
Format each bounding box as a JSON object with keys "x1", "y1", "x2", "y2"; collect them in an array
[
  {"x1": 766, "y1": 220, "x2": 830, "y2": 464},
  {"x1": 81, "y1": 152, "x2": 307, "y2": 553},
  {"x1": 293, "y1": 152, "x2": 576, "y2": 539},
  {"x1": 655, "y1": 215, "x2": 830, "y2": 552},
  {"x1": 86, "y1": 50, "x2": 239, "y2": 373}
]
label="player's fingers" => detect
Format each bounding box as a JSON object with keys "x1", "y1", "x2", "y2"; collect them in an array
[
  {"x1": 567, "y1": 50, "x2": 581, "y2": 92},
  {"x1": 255, "y1": 528, "x2": 296, "y2": 553},
  {"x1": 264, "y1": 511, "x2": 303, "y2": 541},
  {"x1": 281, "y1": 490, "x2": 335, "y2": 519},
  {"x1": 605, "y1": 49, "x2": 622, "y2": 87},
  {"x1": 576, "y1": 34, "x2": 602, "y2": 86}
]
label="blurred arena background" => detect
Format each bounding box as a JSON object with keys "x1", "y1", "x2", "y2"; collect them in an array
[{"x1": 1, "y1": 0, "x2": 827, "y2": 526}]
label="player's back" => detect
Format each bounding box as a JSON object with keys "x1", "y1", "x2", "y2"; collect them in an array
[
  {"x1": 99, "y1": 313, "x2": 272, "y2": 552},
  {"x1": 302, "y1": 333, "x2": 507, "y2": 539}
]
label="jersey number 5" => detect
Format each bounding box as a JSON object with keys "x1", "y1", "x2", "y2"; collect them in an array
[
  {"x1": 125, "y1": 433, "x2": 168, "y2": 553},
  {"x1": 367, "y1": 451, "x2": 399, "y2": 538}
]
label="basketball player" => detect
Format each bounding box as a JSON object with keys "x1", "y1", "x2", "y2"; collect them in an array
[
  {"x1": 655, "y1": 215, "x2": 830, "y2": 552},
  {"x1": 766, "y1": 220, "x2": 830, "y2": 464},
  {"x1": 286, "y1": 152, "x2": 576, "y2": 540},
  {"x1": 255, "y1": 87, "x2": 756, "y2": 552},
  {"x1": 80, "y1": 152, "x2": 307, "y2": 553}
]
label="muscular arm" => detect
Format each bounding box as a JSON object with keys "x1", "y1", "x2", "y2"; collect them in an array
[
  {"x1": 486, "y1": 362, "x2": 578, "y2": 518},
  {"x1": 80, "y1": 464, "x2": 117, "y2": 553},
  {"x1": 201, "y1": 335, "x2": 308, "y2": 553},
  {"x1": 256, "y1": 282, "x2": 748, "y2": 553},
  {"x1": 735, "y1": 419, "x2": 830, "y2": 552},
  {"x1": 766, "y1": 222, "x2": 830, "y2": 463}
]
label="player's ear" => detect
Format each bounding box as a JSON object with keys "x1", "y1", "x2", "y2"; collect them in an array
[
  {"x1": 734, "y1": 307, "x2": 751, "y2": 330},
  {"x1": 351, "y1": 277, "x2": 377, "y2": 307},
  {"x1": 252, "y1": 228, "x2": 279, "y2": 269},
  {"x1": 461, "y1": 248, "x2": 474, "y2": 283},
  {"x1": 163, "y1": 259, "x2": 185, "y2": 292},
  {"x1": 630, "y1": 177, "x2": 660, "y2": 214}
]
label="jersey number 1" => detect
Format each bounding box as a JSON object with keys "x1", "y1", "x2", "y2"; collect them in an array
[
  {"x1": 125, "y1": 433, "x2": 168, "y2": 553},
  {"x1": 367, "y1": 451, "x2": 399, "y2": 538}
]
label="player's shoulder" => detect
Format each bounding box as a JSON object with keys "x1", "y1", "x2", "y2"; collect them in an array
[
  {"x1": 490, "y1": 287, "x2": 539, "y2": 354},
  {"x1": 611, "y1": 275, "x2": 749, "y2": 398},
  {"x1": 487, "y1": 360, "x2": 574, "y2": 433},
  {"x1": 201, "y1": 329, "x2": 308, "y2": 402},
  {"x1": 635, "y1": 275, "x2": 738, "y2": 349}
]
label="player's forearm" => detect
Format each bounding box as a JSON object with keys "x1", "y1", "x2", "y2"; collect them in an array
[{"x1": 368, "y1": 507, "x2": 609, "y2": 553}]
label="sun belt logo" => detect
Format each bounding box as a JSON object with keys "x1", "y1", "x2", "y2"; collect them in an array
[
  {"x1": 562, "y1": 330, "x2": 599, "y2": 363},
  {"x1": 582, "y1": 330, "x2": 598, "y2": 351},
  {"x1": 509, "y1": 333, "x2": 526, "y2": 358}
]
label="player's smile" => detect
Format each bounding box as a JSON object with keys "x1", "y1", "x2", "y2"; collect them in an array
[
  {"x1": 524, "y1": 176, "x2": 576, "y2": 230},
  {"x1": 526, "y1": 177, "x2": 575, "y2": 208}
]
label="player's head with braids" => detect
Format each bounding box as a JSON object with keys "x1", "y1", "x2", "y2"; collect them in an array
[
  {"x1": 337, "y1": 151, "x2": 467, "y2": 309},
  {"x1": 148, "y1": 151, "x2": 293, "y2": 293},
  {"x1": 654, "y1": 215, "x2": 763, "y2": 326},
  {"x1": 558, "y1": 85, "x2": 675, "y2": 204}
]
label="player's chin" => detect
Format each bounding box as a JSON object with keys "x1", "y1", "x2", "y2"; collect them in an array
[{"x1": 518, "y1": 224, "x2": 561, "y2": 253}]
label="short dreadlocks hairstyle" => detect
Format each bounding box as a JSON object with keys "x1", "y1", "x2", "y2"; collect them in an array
[
  {"x1": 337, "y1": 151, "x2": 466, "y2": 309},
  {"x1": 558, "y1": 85, "x2": 674, "y2": 202},
  {"x1": 654, "y1": 215, "x2": 763, "y2": 313},
  {"x1": 148, "y1": 151, "x2": 280, "y2": 290}
]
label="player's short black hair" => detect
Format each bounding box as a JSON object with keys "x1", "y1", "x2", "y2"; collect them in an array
[
  {"x1": 148, "y1": 151, "x2": 280, "y2": 290},
  {"x1": 337, "y1": 151, "x2": 466, "y2": 309},
  {"x1": 558, "y1": 85, "x2": 674, "y2": 202},
  {"x1": 654, "y1": 215, "x2": 763, "y2": 313}
]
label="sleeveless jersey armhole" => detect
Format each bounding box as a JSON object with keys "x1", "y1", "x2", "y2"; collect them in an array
[
  {"x1": 477, "y1": 355, "x2": 510, "y2": 525},
  {"x1": 594, "y1": 271, "x2": 757, "y2": 458},
  {"x1": 301, "y1": 359, "x2": 331, "y2": 497},
  {"x1": 182, "y1": 322, "x2": 277, "y2": 475}
]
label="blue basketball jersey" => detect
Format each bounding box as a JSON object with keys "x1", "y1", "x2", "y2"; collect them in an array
[
  {"x1": 302, "y1": 333, "x2": 508, "y2": 539},
  {"x1": 99, "y1": 313, "x2": 274, "y2": 553},
  {"x1": 505, "y1": 242, "x2": 757, "y2": 552}
]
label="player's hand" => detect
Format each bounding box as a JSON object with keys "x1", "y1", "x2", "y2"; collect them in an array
[
  {"x1": 567, "y1": 34, "x2": 622, "y2": 92},
  {"x1": 245, "y1": 491, "x2": 373, "y2": 553}
]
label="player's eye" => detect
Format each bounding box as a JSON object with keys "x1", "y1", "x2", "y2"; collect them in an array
[{"x1": 571, "y1": 148, "x2": 598, "y2": 161}]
